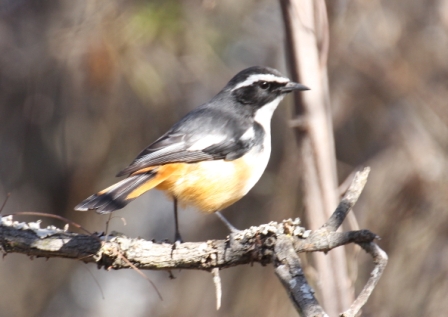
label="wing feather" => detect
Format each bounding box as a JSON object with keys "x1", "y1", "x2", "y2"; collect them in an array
[{"x1": 117, "y1": 107, "x2": 260, "y2": 177}]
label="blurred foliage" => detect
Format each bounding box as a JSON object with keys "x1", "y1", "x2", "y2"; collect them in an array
[
  {"x1": 131, "y1": 1, "x2": 183, "y2": 41},
  {"x1": 0, "y1": 0, "x2": 447, "y2": 316}
]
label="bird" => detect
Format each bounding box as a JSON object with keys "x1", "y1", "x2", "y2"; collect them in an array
[{"x1": 75, "y1": 66, "x2": 309, "y2": 242}]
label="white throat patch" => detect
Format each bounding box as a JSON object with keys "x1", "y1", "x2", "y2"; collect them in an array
[
  {"x1": 253, "y1": 96, "x2": 284, "y2": 134},
  {"x1": 236, "y1": 96, "x2": 284, "y2": 195}
]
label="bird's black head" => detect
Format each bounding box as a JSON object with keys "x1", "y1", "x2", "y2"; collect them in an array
[{"x1": 226, "y1": 66, "x2": 309, "y2": 106}]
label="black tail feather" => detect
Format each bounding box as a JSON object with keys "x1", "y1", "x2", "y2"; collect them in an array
[
  {"x1": 74, "y1": 193, "x2": 128, "y2": 214},
  {"x1": 75, "y1": 173, "x2": 154, "y2": 214}
]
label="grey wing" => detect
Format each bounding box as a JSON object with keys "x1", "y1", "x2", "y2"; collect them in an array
[{"x1": 116, "y1": 110, "x2": 259, "y2": 176}]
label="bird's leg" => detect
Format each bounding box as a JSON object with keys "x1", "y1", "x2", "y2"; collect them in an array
[
  {"x1": 215, "y1": 211, "x2": 241, "y2": 234},
  {"x1": 173, "y1": 197, "x2": 183, "y2": 244}
]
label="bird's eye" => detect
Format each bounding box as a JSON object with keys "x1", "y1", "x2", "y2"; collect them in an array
[{"x1": 259, "y1": 82, "x2": 270, "y2": 90}]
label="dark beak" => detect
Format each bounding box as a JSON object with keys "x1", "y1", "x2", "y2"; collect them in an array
[{"x1": 280, "y1": 82, "x2": 310, "y2": 93}]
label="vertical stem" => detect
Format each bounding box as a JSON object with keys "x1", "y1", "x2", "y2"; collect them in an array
[{"x1": 279, "y1": 0, "x2": 354, "y2": 314}]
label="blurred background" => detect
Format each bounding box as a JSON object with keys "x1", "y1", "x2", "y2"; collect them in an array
[{"x1": 0, "y1": 0, "x2": 447, "y2": 316}]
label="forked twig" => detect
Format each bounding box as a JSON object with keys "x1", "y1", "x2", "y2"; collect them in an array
[
  {"x1": 341, "y1": 243, "x2": 388, "y2": 317},
  {"x1": 274, "y1": 167, "x2": 381, "y2": 317}
]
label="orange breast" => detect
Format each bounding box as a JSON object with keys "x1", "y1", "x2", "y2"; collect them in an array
[{"x1": 156, "y1": 158, "x2": 252, "y2": 213}]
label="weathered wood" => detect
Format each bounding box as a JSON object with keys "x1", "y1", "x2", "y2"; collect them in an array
[
  {"x1": 0, "y1": 167, "x2": 386, "y2": 317},
  {"x1": 275, "y1": 235, "x2": 329, "y2": 317},
  {"x1": 0, "y1": 217, "x2": 374, "y2": 271}
]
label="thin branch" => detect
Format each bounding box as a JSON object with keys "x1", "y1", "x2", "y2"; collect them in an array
[
  {"x1": 116, "y1": 251, "x2": 164, "y2": 301},
  {"x1": 0, "y1": 193, "x2": 10, "y2": 214},
  {"x1": 79, "y1": 264, "x2": 105, "y2": 300},
  {"x1": 323, "y1": 167, "x2": 370, "y2": 232},
  {"x1": 341, "y1": 243, "x2": 388, "y2": 317},
  {"x1": 294, "y1": 230, "x2": 377, "y2": 253}
]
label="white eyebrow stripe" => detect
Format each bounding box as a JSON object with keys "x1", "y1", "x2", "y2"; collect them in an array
[{"x1": 231, "y1": 74, "x2": 289, "y2": 91}]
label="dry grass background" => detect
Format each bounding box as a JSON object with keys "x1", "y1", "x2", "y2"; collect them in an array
[{"x1": 0, "y1": 0, "x2": 447, "y2": 316}]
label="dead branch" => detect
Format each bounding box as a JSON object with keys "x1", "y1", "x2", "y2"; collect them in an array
[
  {"x1": 0, "y1": 168, "x2": 386, "y2": 317},
  {"x1": 0, "y1": 216, "x2": 375, "y2": 271}
]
